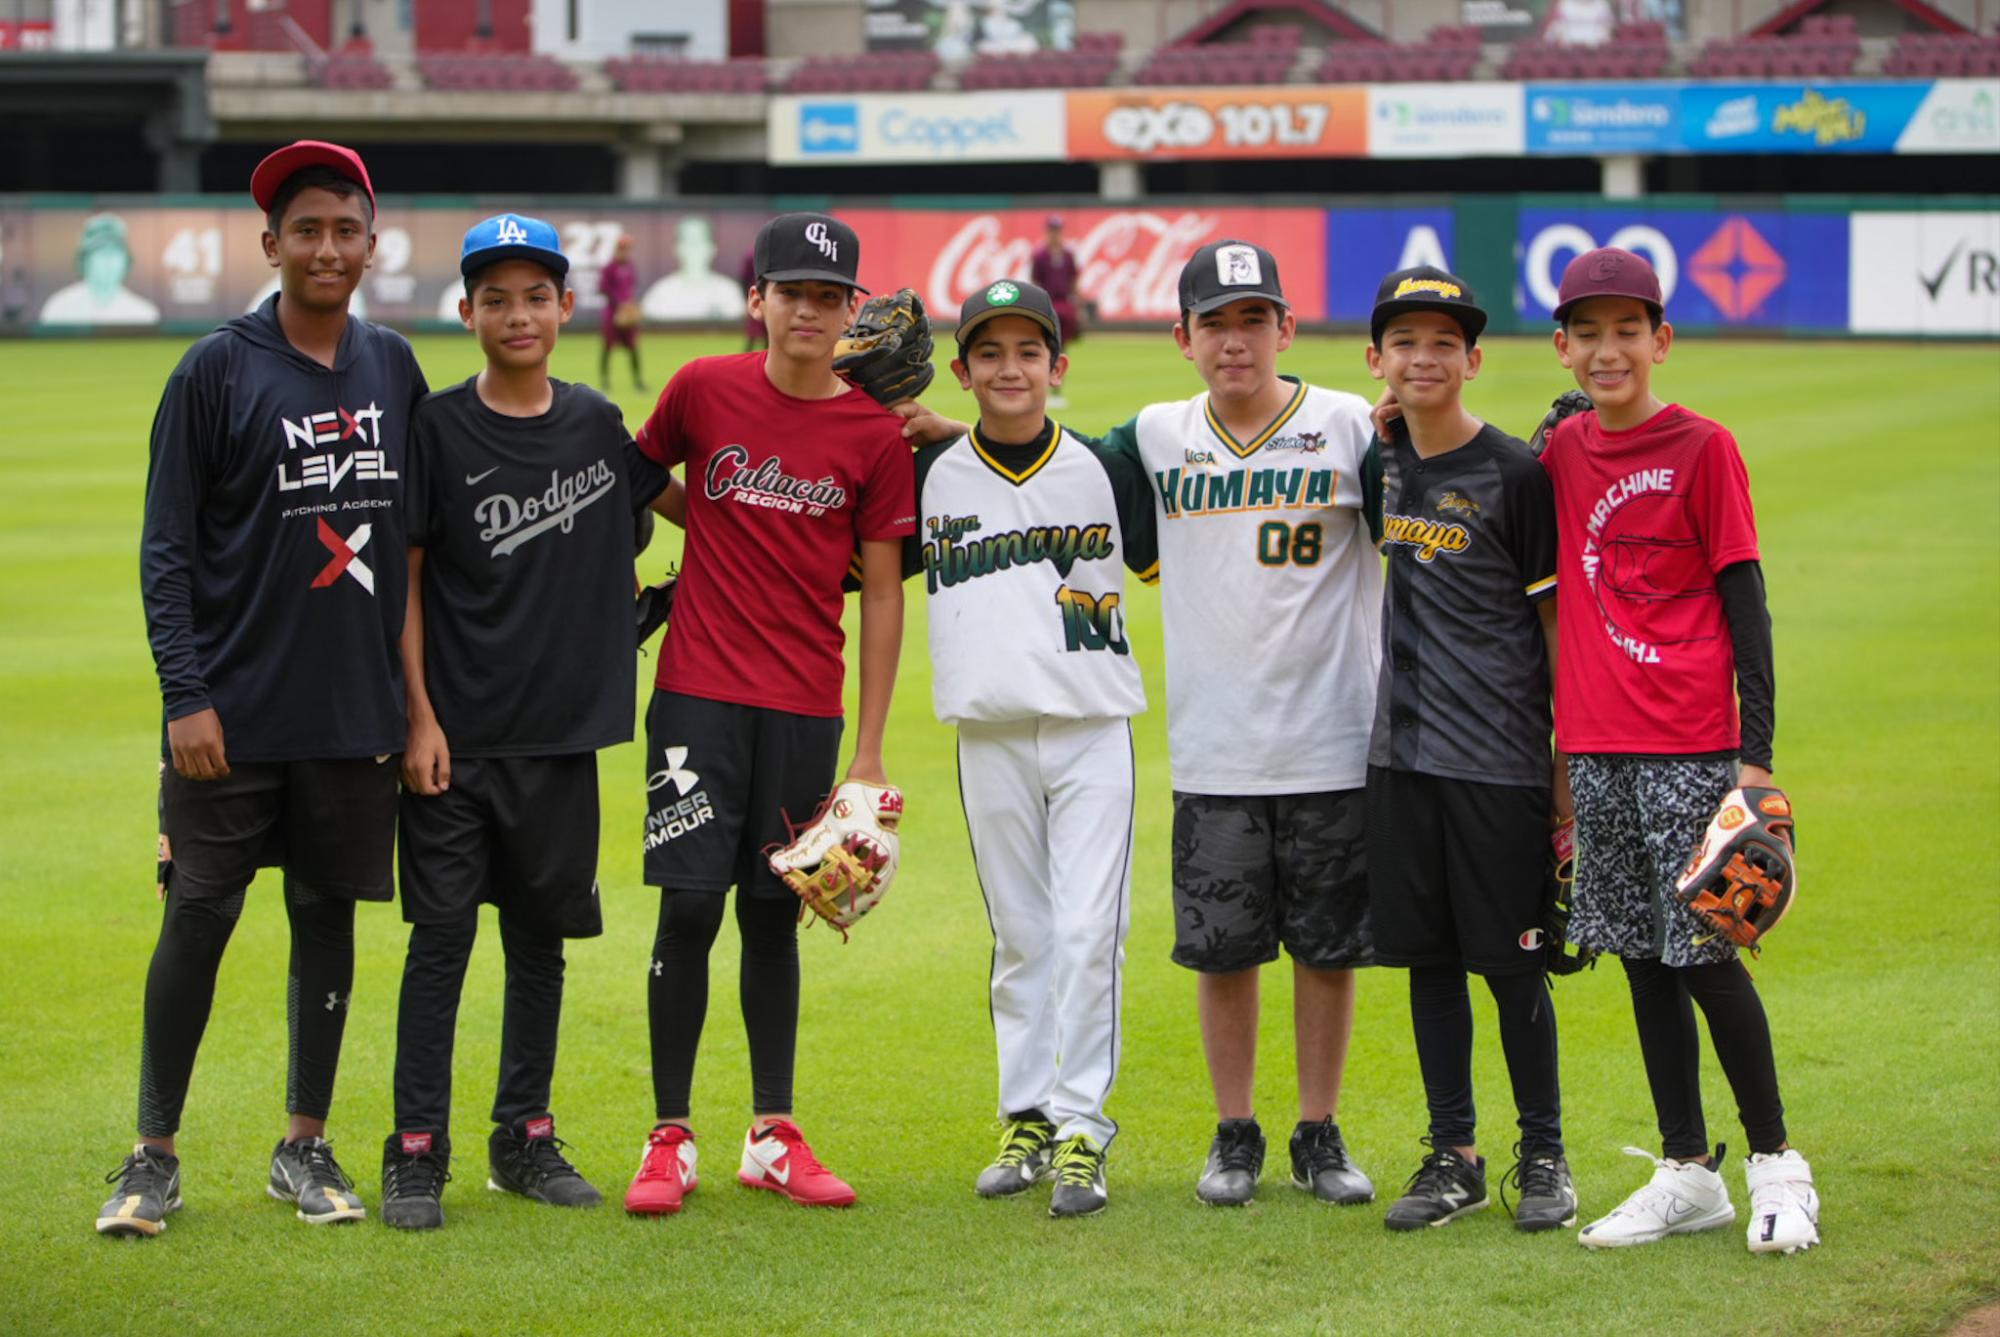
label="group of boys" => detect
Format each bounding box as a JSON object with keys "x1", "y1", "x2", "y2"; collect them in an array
[{"x1": 101, "y1": 136, "x2": 1820, "y2": 1258}]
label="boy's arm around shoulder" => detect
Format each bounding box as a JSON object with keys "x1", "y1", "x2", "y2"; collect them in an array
[{"x1": 1076, "y1": 423, "x2": 1159, "y2": 584}]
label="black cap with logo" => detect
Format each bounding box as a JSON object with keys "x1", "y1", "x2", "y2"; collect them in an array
[
  {"x1": 956, "y1": 277, "x2": 1062, "y2": 354},
  {"x1": 1178, "y1": 239, "x2": 1287, "y2": 316},
  {"x1": 753, "y1": 212, "x2": 867, "y2": 291},
  {"x1": 1370, "y1": 265, "x2": 1488, "y2": 345}
]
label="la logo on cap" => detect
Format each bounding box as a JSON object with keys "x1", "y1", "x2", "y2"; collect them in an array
[
  {"x1": 805, "y1": 220, "x2": 838, "y2": 260},
  {"x1": 497, "y1": 217, "x2": 528, "y2": 245},
  {"x1": 1216, "y1": 244, "x2": 1262, "y2": 287}
]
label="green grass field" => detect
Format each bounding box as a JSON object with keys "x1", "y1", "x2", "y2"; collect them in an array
[{"x1": 1, "y1": 327, "x2": 1996, "y2": 1336}]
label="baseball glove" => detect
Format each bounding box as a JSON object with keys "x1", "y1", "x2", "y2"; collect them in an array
[
  {"x1": 833, "y1": 288, "x2": 934, "y2": 406},
  {"x1": 1540, "y1": 816, "x2": 1598, "y2": 976},
  {"x1": 1674, "y1": 787, "x2": 1798, "y2": 954},
  {"x1": 1527, "y1": 390, "x2": 1595, "y2": 457},
  {"x1": 767, "y1": 780, "x2": 904, "y2": 938},
  {"x1": 636, "y1": 569, "x2": 676, "y2": 651}
]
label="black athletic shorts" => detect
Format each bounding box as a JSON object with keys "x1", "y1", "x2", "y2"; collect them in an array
[
  {"x1": 1170, "y1": 789, "x2": 1373, "y2": 973},
  {"x1": 1365, "y1": 766, "x2": 1550, "y2": 977},
  {"x1": 642, "y1": 689, "x2": 843, "y2": 900},
  {"x1": 159, "y1": 755, "x2": 399, "y2": 901},
  {"x1": 397, "y1": 753, "x2": 604, "y2": 938}
]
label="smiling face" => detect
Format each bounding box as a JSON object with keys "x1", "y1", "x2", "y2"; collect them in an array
[
  {"x1": 1175, "y1": 298, "x2": 1296, "y2": 405},
  {"x1": 953, "y1": 313, "x2": 1065, "y2": 435},
  {"x1": 263, "y1": 185, "x2": 373, "y2": 314},
  {"x1": 459, "y1": 259, "x2": 573, "y2": 370},
  {"x1": 1554, "y1": 296, "x2": 1671, "y2": 420},
  {"x1": 1367, "y1": 310, "x2": 1481, "y2": 412},
  {"x1": 751, "y1": 279, "x2": 861, "y2": 366}
]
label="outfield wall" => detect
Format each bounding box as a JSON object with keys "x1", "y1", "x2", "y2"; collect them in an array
[{"x1": 2, "y1": 194, "x2": 1994, "y2": 338}]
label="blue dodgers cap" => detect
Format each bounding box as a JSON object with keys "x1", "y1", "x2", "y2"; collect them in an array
[{"x1": 460, "y1": 213, "x2": 569, "y2": 281}]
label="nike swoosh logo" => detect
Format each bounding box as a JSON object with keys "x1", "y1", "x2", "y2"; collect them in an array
[
  {"x1": 769, "y1": 1162, "x2": 790, "y2": 1185},
  {"x1": 1667, "y1": 1200, "x2": 1700, "y2": 1220},
  {"x1": 466, "y1": 467, "x2": 500, "y2": 485},
  {"x1": 1920, "y1": 240, "x2": 1965, "y2": 300}
]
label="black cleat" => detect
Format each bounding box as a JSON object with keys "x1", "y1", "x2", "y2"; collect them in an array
[
  {"x1": 1196, "y1": 1118, "x2": 1266, "y2": 1207},
  {"x1": 1503, "y1": 1146, "x2": 1578, "y2": 1232},
  {"x1": 976, "y1": 1111, "x2": 1057, "y2": 1198},
  {"x1": 96, "y1": 1144, "x2": 182, "y2": 1238},
  {"x1": 1385, "y1": 1141, "x2": 1490, "y2": 1231},
  {"x1": 381, "y1": 1130, "x2": 451, "y2": 1231},
  {"x1": 489, "y1": 1115, "x2": 602, "y2": 1208},
  {"x1": 1289, "y1": 1117, "x2": 1375, "y2": 1204},
  {"x1": 1048, "y1": 1135, "x2": 1108, "y2": 1219},
  {"x1": 269, "y1": 1136, "x2": 366, "y2": 1224}
]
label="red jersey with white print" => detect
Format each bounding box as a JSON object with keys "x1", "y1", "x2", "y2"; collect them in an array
[
  {"x1": 1540, "y1": 403, "x2": 1760, "y2": 755},
  {"x1": 636, "y1": 352, "x2": 916, "y2": 716}
]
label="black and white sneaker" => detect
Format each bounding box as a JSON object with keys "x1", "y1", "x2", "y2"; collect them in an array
[
  {"x1": 1048, "y1": 1135, "x2": 1108, "y2": 1219},
  {"x1": 381, "y1": 1130, "x2": 451, "y2": 1231},
  {"x1": 96, "y1": 1144, "x2": 182, "y2": 1238},
  {"x1": 976, "y1": 1111, "x2": 1057, "y2": 1198},
  {"x1": 489, "y1": 1115, "x2": 602, "y2": 1208},
  {"x1": 1289, "y1": 1117, "x2": 1375, "y2": 1205},
  {"x1": 1503, "y1": 1146, "x2": 1578, "y2": 1233},
  {"x1": 1196, "y1": 1118, "x2": 1265, "y2": 1207},
  {"x1": 1384, "y1": 1142, "x2": 1489, "y2": 1231},
  {"x1": 269, "y1": 1136, "x2": 366, "y2": 1224}
]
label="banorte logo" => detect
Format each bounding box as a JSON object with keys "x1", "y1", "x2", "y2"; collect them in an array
[{"x1": 929, "y1": 212, "x2": 1220, "y2": 322}]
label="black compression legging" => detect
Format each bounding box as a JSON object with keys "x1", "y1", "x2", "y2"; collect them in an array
[
  {"x1": 139, "y1": 876, "x2": 354, "y2": 1137},
  {"x1": 1408, "y1": 965, "x2": 1563, "y2": 1158},
  {"x1": 1621, "y1": 955, "x2": 1788, "y2": 1159},
  {"x1": 647, "y1": 890, "x2": 801, "y2": 1121}
]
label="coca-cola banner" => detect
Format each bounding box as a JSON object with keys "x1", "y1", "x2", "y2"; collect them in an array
[
  {"x1": 841, "y1": 206, "x2": 1328, "y2": 324},
  {"x1": 1067, "y1": 87, "x2": 1368, "y2": 162}
]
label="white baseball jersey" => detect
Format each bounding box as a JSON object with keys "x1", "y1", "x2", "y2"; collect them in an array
[
  {"x1": 1101, "y1": 377, "x2": 1384, "y2": 795},
  {"x1": 911, "y1": 422, "x2": 1156, "y2": 726}
]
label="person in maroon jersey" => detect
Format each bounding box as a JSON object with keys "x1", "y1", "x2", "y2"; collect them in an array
[
  {"x1": 597, "y1": 232, "x2": 643, "y2": 392},
  {"x1": 621, "y1": 213, "x2": 915, "y2": 1215},
  {"x1": 1030, "y1": 215, "x2": 1081, "y2": 407}
]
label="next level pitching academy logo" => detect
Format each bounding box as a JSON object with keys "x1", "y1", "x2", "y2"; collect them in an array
[
  {"x1": 705, "y1": 446, "x2": 848, "y2": 518},
  {"x1": 276, "y1": 403, "x2": 397, "y2": 492},
  {"x1": 475, "y1": 460, "x2": 617, "y2": 557}
]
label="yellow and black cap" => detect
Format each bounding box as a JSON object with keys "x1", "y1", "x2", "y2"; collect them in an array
[
  {"x1": 1370, "y1": 265, "x2": 1488, "y2": 346},
  {"x1": 956, "y1": 278, "x2": 1062, "y2": 354}
]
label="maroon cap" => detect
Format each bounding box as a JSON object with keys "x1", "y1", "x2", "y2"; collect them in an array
[
  {"x1": 1553, "y1": 246, "x2": 1663, "y2": 321},
  {"x1": 250, "y1": 140, "x2": 375, "y2": 214}
]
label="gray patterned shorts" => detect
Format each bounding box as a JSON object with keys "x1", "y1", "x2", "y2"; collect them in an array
[
  {"x1": 1170, "y1": 790, "x2": 1374, "y2": 973},
  {"x1": 1568, "y1": 754, "x2": 1738, "y2": 968}
]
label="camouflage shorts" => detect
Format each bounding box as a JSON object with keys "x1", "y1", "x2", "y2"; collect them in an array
[
  {"x1": 1170, "y1": 790, "x2": 1374, "y2": 973},
  {"x1": 1568, "y1": 754, "x2": 1738, "y2": 968}
]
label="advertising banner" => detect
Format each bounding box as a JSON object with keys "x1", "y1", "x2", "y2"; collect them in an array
[
  {"x1": 1892, "y1": 80, "x2": 2000, "y2": 154},
  {"x1": 1323, "y1": 208, "x2": 1457, "y2": 323},
  {"x1": 864, "y1": 0, "x2": 1071, "y2": 55},
  {"x1": 1679, "y1": 82, "x2": 1931, "y2": 153},
  {"x1": 1849, "y1": 211, "x2": 2000, "y2": 335},
  {"x1": 1066, "y1": 87, "x2": 1367, "y2": 161},
  {"x1": 841, "y1": 206, "x2": 1329, "y2": 323},
  {"x1": 0, "y1": 20, "x2": 55, "y2": 49},
  {"x1": 1516, "y1": 206, "x2": 1850, "y2": 329},
  {"x1": 1368, "y1": 85, "x2": 1526, "y2": 157},
  {"x1": 1526, "y1": 84, "x2": 1681, "y2": 154},
  {"x1": 769, "y1": 92, "x2": 1067, "y2": 165}
]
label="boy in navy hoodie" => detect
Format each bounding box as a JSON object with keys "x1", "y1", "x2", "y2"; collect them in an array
[{"x1": 102, "y1": 141, "x2": 427, "y2": 1237}]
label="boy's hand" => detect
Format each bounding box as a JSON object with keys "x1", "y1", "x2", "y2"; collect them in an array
[
  {"x1": 403, "y1": 719, "x2": 452, "y2": 795},
  {"x1": 1370, "y1": 387, "x2": 1403, "y2": 443},
  {"x1": 894, "y1": 401, "x2": 968, "y2": 447},
  {"x1": 844, "y1": 753, "x2": 889, "y2": 786},
  {"x1": 1738, "y1": 763, "x2": 1775, "y2": 790},
  {"x1": 168, "y1": 707, "x2": 229, "y2": 781}
]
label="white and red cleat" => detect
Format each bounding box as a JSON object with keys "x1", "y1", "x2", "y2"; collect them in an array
[
  {"x1": 737, "y1": 1120, "x2": 855, "y2": 1207},
  {"x1": 624, "y1": 1124, "x2": 697, "y2": 1215}
]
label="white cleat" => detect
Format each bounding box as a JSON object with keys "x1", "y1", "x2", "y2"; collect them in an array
[
  {"x1": 1578, "y1": 1146, "x2": 1735, "y2": 1248},
  {"x1": 1744, "y1": 1149, "x2": 1820, "y2": 1255}
]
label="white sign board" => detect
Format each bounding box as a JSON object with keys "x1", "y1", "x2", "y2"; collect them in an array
[{"x1": 1849, "y1": 212, "x2": 2000, "y2": 335}]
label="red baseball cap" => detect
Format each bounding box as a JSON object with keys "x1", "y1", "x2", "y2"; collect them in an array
[
  {"x1": 250, "y1": 140, "x2": 375, "y2": 214},
  {"x1": 1553, "y1": 246, "x2": 1663, "y2": 322}
]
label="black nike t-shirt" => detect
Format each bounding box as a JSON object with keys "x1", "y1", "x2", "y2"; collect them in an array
[{"x1": 407, "y1": 377, "x2": 667, "y2": 757}]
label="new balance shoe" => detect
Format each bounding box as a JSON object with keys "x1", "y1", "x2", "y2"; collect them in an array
[
  {"x1": 1502, "y1": 1146, "x2": 1578, "y2": 1233},
  {"x1": 1048, "y1": 1135, "x2": 1108, "y2": 1219},
  {"x1": 1196, "y1": 1118, "x2": 1265, "y2": 1207},
  {"x1": 1289, "y1": 1117, "x2": 1375, "y2": 1205},
  {"x1": 1744, "y1": 1148, "x2": 1820, "y2": 1255},
  {"x1": 269, "y1": 1136, "x2": 366, "y2": 1224},
  {"x1": 977, "y1": 1111, "x2": 1057, "y2": 1198},
  {"x1": 489, "y1": 1115, "x2": 602, "y2": 1208},
  {"x1": 739, "y1": 1120, "x2": 855, "y2": 1207},
  {"x1": 1385, "y1": 1142, "x2": 1489, "y2": 1230},
  {"x1": 96, "y1": 1144, "x2": 182, "y2": 1238},
  {"x1": 1578, "y1": 1145, "x2": 1734, "y2": 1248},
  {"x1": 624, "y1": 1124, "x2": 697, "y2": 1215},
  {"x1": 381, "y1": 1131, "x2": 451, "y2": 1231}
]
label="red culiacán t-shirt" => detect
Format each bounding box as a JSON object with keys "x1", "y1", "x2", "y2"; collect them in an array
[
  {"x1": 635, "y1": 352, "x2": 917, "y2": 717},
  {"x1": 1540, "y1": 403, "x2": 1760, "y2": 756}
]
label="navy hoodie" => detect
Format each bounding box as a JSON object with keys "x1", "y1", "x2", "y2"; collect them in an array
[{"x1": 141, "y1": 294, "x2": 428, "y2": 762}]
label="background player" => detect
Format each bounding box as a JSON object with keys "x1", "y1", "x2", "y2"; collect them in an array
[
  {"x1": 103, "y1": 140, "x2": 427, "y2": 1237},
  {"x1": 1030, "y1": 215, "x2": 1082, "y2": 407},
  {"x1": 622, "y1": 213, "x2": 915, "y2": 1216},
  {"x1": 379, "y1": 215, "x2": 680, "y2": 1229},
  {"x1": 1540, "y1": 248, "x2": 1820, "y2": 1255},
  {"x1": 1360, "y1": 267, "x2": 1577, "y2": 1233},
  {"x1": 913, "y1": 278, "x2": 1156, "y2": 1219},
  {"x1": 597, "y1": 231, "x2": 644, "y2": 393}
]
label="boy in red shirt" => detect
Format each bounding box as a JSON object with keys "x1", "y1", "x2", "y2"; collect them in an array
[
  {"x1": 622, "y1": 213, "x2": 914, "y2": 1214},
  {"x1": 1539, "y1": 248, "x2": 1819, "y2": 1255}
]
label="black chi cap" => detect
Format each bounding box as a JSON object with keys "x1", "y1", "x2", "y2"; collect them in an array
[{"x1": 753, "y1": 212, "x2": 866, "y2": 291}]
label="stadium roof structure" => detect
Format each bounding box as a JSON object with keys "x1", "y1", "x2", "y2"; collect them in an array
[{"x1": 0, "y1": 51, "x2": 215, "y2": 191}]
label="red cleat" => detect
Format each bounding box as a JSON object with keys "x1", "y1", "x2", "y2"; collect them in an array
[
  {"x1": 737, "y1": 1120, "x2": 855, "y2": 1207},
  {"x1": 623, "y1": 1124, "x2": 697, "y2": 1215}
]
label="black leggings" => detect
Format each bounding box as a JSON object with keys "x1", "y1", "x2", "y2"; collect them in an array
[
  {"x1": 648, "y1": 890, "x2": 800, "y2": 1121},
  {"x1": 1621, "y1": 955, "x2": 1788, "y2": 1159},
  {"x1": 1408, "y1": 965, "x2": 1563, "y2": 1158},
  {"x1": 139, "y1": 877, "x2": 354, "y2": 1138}
]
